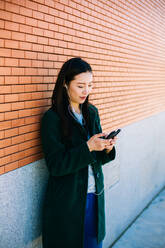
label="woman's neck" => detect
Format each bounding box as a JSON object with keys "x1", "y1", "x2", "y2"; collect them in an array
[{"x1": 70, "y1": 103, "x2": 81, "y2": 114}]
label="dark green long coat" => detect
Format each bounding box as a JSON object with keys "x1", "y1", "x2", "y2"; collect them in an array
[{"x1": 41, "y1": 104, "x2": 116, "y2": 248}]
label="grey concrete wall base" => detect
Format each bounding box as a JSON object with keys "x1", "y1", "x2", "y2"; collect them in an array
[
  {"x1": 0, "y1": 111, "x2": 165, "y2": 248},
  {"x1": 102, "y1": 111, "x2": 165, "y2": 248},
  {"x1": 0, "y1": 159, "x2": 48, "y2": 248}
]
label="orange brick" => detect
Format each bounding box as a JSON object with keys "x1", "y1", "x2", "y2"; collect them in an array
[
  {"x1": 38, "y1": 36, "x2": 49, "y2": 45},
  {"x1": 0, "y1": 29, "x2": 11, "y2": 39},
  {"x1": 5, "y1": 161, "x2": 19, "y2": 173},
  {"x1": 5, "y1": 21, "x2": 19, "y2": 31},
  {"x1": 44, "y1": 13, "x2": 54, "y2": 23},
  {"x1": 44, "y1": 29, "x2": 54, "y2": 38},
  {"x1": 5, "y1": 76, "x2": 19, "y2": 85},
  {"x1": 12, "y1": 101, "x2": 24, "y2": 111},
  {"x1": 0, "y1": 10, "x2": 12, "y2": 21},
  {"x1": 33, "y1": 27, "x2": 44, "y2": 36},
  {"x1": 19, "y1": 109, "x2": 31, "y2": 118},
  {"x1": 32, "y1": 60, "x2": 43, "y2": 67},
  {"x1": 33, "y1": 10, "x2": 44, "y2": 20},
  {"x1": 26, "y1": 34, "x2": 37, "y2": 43},
  {"x1": 12, "y1": 13, "x2": 26, "y2": 24},
  {"x1": 49, "y1": 23, "x2": 58, "y2": 32},
  {"x1": 4, "y1": 144, "x2": 19, "y2": 156},
  {"x1": 24, "y1": 146, "x2": 41, "y2": 157},
  {"x1": 0, "y1": 20, "x2": 5, "y2": 29},
  {"x1": 0, "y1": 103, "x2": 11, "y2": 112},
  {"x1": 0, "y1": 137, "x2": 12, "y2": 149},
  {"x1": 38, "y1": 4, "x2": 49, "y2": 13},
  {"x1": 5, "y1": 2, "x2": 20, "y2": 14},
  {"x1": 25, "y1": 51, "x2": 37, "y2": 59},
  {"x1": 12, "y1": 67, "x2": 24, "y2": 76},
  {"x1": 11, "y1": 133, "x2": 24, "y2": 145},
  {"x1": 25, "y1": 16, "x2": 37, "y2": 27},
  {"x1": 5, "y1": 127, "x2": 19, "y2": 138},
  {"x1": 5, "y1": 94, "x2": 18, "y2": 102},
  {"x1": 0, "y1": 113, "x2": 4, "y2": 121},
  {"x1": 20, "y1": 24, "x2": 32, "y2": 34},
  {"x1": 46, "y1": 0, "x2": 54, "y2": 8},
  {"x1": 32, "y1": 43, "x2": 44, "y2": 52},
  {"x1": 0, "y1": 166, "x2": 5, "y2": 175},
  {"x1": 0, "y1": 76, "x2": 4, "y2": 84},
  {"x1": 19, "y1": 92, "x2": 32, "y2": 101},
  {"x1": 0, "y1": 67, "x2": 11, "y2": 75},
  {"x1": 26, "y1": 0, "x2": 38, "y2": 10},
  {"x1": 20, "y1": 6, "x2": 32, "y2": 17},
  {"x1": 11, "y1": 150, "x2": 25, "y2": 162},
  {"x1": 0, "y1": 94, "x2": 4, "y2": 103},
  {"x1": 11, "y1": 85, "x2": 24, "y2": 93},
  {"x1": 0, "y1": 48, "x2": 11, "y2": 57},
  {"x1": 31, "y1": 107, "x2": 42, "y2": 116},
  {"x1": 24, "y1": 130, "x2": 39, "y2": 142},
  {"x1": 43, "y1": 61, "x2": 54, "y2": 68},
  {"x1": 11, "y1": 117, "x2": 25, "y2": 128},
  {"x1": 44, "y1": 45, "x2": 54, "y2": 53},
  {"x1": 25, "y1": 115, "x2": 40, "y2": 124},
  {"x1": 19, "y1": 138, "x2": 40, "y2": 151},
  {"x1": 5, "y1": 110, "x2": 19, "y2": 120},
  {"x1": 18, "y1": 155, "x2": 32, "y2": 167},
  {"x1": 18, "y1": 140, "x2": 32, "y2": 150},
  {"x1": 0, "y1": 121, "x2": 11, "y2": 130},
  {"x1": 19, "y1": 59, "x2": 31, "y2": 67},
  {"x1": 5, "y1": 58, "x2": 19, "y2": 67},
  {"x1": 0, "y1": 131, "x2": 4, "y2": 139},
  {"x1": 20, "y1": 41, "x2": 32, "y2": 50},
  {"x1": 19, "y1": 76, "x2": 32, "y2": 84},
  {"x1": 12, "y1": 49, "x2": 24, "y2": 58}
]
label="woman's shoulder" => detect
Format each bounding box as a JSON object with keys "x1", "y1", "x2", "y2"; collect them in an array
[
  {"x1": 41, "y1": 107, "x2": 60, "y2": 123},
  {"x1": 88, "y1": 103, "x2": 99, "y2": 116}
]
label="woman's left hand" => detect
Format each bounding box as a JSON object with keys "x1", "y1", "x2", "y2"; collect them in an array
[{"x1": 104, "y1": 136, "x2": 117, "y2": 153}]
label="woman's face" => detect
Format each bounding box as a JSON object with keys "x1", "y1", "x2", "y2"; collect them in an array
[{"x1": 67, "y1": 71, "x2": 93, "y2": 107}]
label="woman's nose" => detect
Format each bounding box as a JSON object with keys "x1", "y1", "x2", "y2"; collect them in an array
[{"x1": 83, "y1": 87, "x2": 89, "y2": 95}]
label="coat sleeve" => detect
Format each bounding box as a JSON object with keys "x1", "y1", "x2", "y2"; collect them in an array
[
  {"x1": 95, "y1": 109, "x2": 116, "y2": 165},
  {"x1": 41, "y1": 110, "x2": 96, "y2": 176}
]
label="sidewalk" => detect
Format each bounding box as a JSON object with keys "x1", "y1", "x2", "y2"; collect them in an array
[{"x1": 110, "y1": 187, "x2": 165, "y2": 248}]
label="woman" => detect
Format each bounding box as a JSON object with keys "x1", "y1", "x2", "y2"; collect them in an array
[{"x1": 41, "y1": 57, "x2": 117, "y2": 248}]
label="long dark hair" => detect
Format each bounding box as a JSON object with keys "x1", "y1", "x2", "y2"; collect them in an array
[{"x1": 51, "y1": 57, "x2": 93, "y2": 140}]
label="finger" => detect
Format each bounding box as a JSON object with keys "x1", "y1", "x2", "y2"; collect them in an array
[
  {"x1": 110, "y1": 141, "x2": 115, "y2": 145},
  {"x1": 106, "y1": 144, "x2": 114, "y2": 149},
  {"x1": 104, "y1": 133, "x2": 109, "y2": 138},
  {"x1": 95, "y1": 133, "x2": 106, "y2": 138}
]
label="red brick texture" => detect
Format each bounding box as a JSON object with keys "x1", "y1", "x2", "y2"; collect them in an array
[{"x1": 0, "y1": 0, "x2": 165, "y2": 174}]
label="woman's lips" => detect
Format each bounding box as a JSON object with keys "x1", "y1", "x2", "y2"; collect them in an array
[{"x1": 80, "y1": 97, "x2": 86, "y2": 100}]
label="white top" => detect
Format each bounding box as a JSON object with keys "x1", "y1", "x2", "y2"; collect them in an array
[{"x1": 71, "y1": 107, "x2": 96, "y2": 193}]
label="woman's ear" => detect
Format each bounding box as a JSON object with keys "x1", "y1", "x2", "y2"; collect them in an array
[{"x1": 64, "y1": 84, "x2": 68, "y2": 90}]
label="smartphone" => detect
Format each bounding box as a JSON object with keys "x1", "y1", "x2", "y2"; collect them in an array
[{"x1": 105, "y1": 129, "x2": 121, "y2": 139}]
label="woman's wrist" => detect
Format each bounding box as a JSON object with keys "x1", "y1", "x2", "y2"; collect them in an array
[{"x1": 87, "y1": 141, "x2": 93, "y2": 152}]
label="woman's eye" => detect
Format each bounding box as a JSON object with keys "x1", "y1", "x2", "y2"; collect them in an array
[{"x1": 78, "y1": 86, "x2": 83, "y2": 88}]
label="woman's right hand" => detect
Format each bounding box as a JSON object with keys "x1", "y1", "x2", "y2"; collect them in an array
[{"x1": 87, "y1": 133, "x2": 111, "y2": 152}]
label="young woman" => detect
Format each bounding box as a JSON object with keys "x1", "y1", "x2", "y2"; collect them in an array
[{"x1": 41, "y1": 57, "x2": 117, "y2": 248}]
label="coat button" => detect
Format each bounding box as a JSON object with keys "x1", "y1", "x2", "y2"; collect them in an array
[{"x1": 96, "y1": 172, "x2": 100, "y2": 178}]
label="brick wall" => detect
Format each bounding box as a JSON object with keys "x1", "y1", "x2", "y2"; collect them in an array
[{"x1": 0, "y1": 0, "x2": 165, "y2": 174}]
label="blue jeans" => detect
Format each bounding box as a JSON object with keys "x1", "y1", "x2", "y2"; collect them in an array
[{"x1": 84, "y1": 193, "x2": 103, "y2": 248}]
